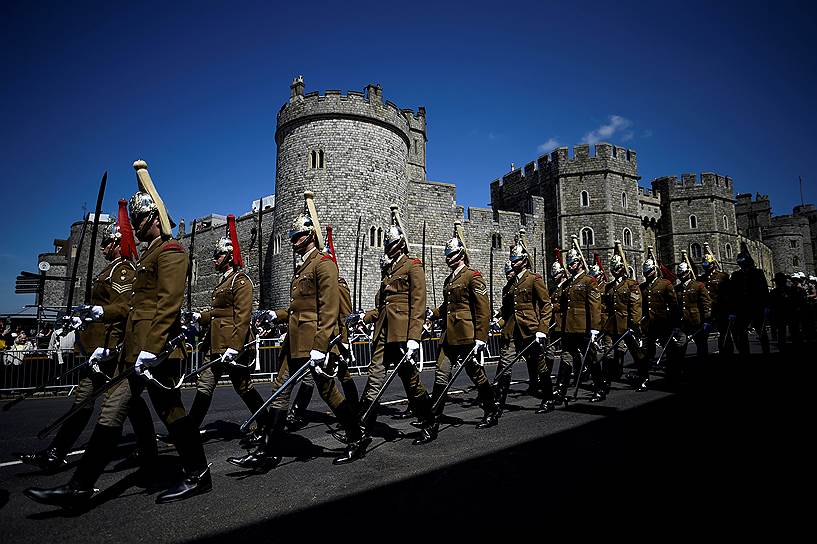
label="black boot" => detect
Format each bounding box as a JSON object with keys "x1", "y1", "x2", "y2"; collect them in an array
[
  {"x1": 496, "y1": 374, "x2": 510, "y2": 414},
  {"x1": 332, "y1": 402, "x2": 371, "y2": 464},
  {"x1": 476, "y1": 383, "x2": 500, "y2": 429},
  {"x1": 239, "y1": 389, "x2": 267, "y2": 446},
  {"x1": 24, "y1": 424, "x2": 122, "y2": 509},
  {"x1": 157, "y1": 416, "x2": 211, "y2": 503},
  {"x1": 392, "y1": 402, "x2": 415, "y2": 420},
  {"x1": 357, "y1": 398, "x2": 378, "y2": 430},
  {"x1": 525, "y1": 358, "x2": 541, "y2": 397},
  {"x1": 126, "y1": 395, "x2": 158, "y2": 468},
  {"x1": 188, "y1": 392, "x2": 214, "y2": 429},
  {"x1": 341, "y1": 378, "x2": 361, "y2": 415},
  {"x1": 413, "y1": 383, "x2": 446, "y2": 428},
  {"x1": 536, "y1": 371, "x2": 555, "y2": 414},
  {"x1": 227, "y1": 408, "x2": 286, "y2": 471},
  {"x1": 18, "y1": 447, "x2": 68, "y2": 473},
  {"x1": 410, "y1": 393, "x2": 439, "y2": 445},
  {"x1": 286, "y1": 383, "x2": 314, "y2": 430},
  {"x1": 46, "y1": 405, "x2": 94, "y2": 465}
]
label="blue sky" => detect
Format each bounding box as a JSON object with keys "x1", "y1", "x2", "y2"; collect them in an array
[{"x1": 2, "y1": 0, "x2": 816, "y2": 312}]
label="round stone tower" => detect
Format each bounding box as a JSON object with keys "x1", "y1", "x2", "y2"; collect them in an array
[{"x1": 268, "y1": 76, "x2": 426, "y2": 308}]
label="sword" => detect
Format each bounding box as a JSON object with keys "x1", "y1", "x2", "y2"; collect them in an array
[
  {"x1": 83, "y1": 172, "x2": 107, "y2": 305},
  {"x1": 360, "y1": 347, "x2": 417, "y2": 423},
  {"x1": 572, "y1": 333, "x2": 601, "y2": 400},
  {"x1": 431, "y1": 343, "x2": 483, "y2": 413},
  {"x1": 37, "y1": 333, "x2": 185, "y2": 439},
  {"x1": 491, "y1": 323, "x2": 556, "y2": 385}
]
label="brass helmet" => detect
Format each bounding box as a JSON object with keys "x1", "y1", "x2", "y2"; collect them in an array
[
  {"x1": 551, "y1": 261, "x2": 565, "y2": 280},
  {"x1": 509, "y1": 243, "x2": 528, "y2": 264},
  {"x1": 676, "y1": 261, "x2": 691, "y2": 276},
  {"x1": 100, "y1": 222, "x2": 121, "y2": 247},
  {"x1": 565, "y1": 248, "x2": 582, "y2": 267},
  {"x1": 702, "y1": 253, "x2": 717, "y2": 271},
  {"x1": 588, "y1": 263, "x2": 602, "y2": 279},
  {"x1": 609, "y1": 254, "x2": 625, "y2": 274},
  {"x1": 444, "y1": 236, "x2": 466, "y2": 265},
  {"x1": 214, "y1": 237, "x2": 234, "y2": 258},
  {"x1": 288, "y1": 213, "x2": 315, "y2": 241},
  {"x1": 643, "y1": 258, "x2": 657, "y2": 276},
  {"x1": 128, "y1": 191, "x2": 158, "y2": 226}
]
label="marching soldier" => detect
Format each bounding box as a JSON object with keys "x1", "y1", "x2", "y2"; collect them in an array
[
  {"x1": 769, "y1": 272, "x2": 798, "y2": 352},
  {"x1": 495, "y1": 232, "x2": 554, "y2": 413},
  {"x1": 26, "y1": 160, "x2": 211, "y2": 507},
  {"x1": 547, "y1": 259, "x2": 568, "y2": 385},
  {"x1": 728, "y1": 243, "x2": 770, "y2": 357},
  {"x1": 424, "y1": 222, "x2": 499, "y2": 441},
  {"x1": 18, "y1": 203, "x2": 155, "y2": 472},
  {"x1": 601, "y1": 244, "x2": 644, "y2": 391},
  {"x1": 639, "y1": 251, "x2": 678, "y2": 390},
  {"x1": 356, "y1": 205, "x2": 437, "y2": 445},
  {"x1": 668, "y1": 256, "x2": 712, "y2": 381},
  {"x1": 227, "y1": 192, "x2": 368, "y2": 469},
  {"x1": 699, "y1": 245, "x2": 732, "y2": 357},
  {"x1": 187, "y1": 215, "x2": 265, "y2": 434},
  {"x1": 554, "y1": 246, "x2": 604, "y2": 403}
]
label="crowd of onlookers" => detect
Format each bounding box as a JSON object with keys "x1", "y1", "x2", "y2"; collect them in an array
[{"x1": 1, "y1": 318, "x2": 75, "y2": 366}]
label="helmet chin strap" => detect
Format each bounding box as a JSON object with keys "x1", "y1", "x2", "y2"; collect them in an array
[{"x1": 291, "y1": 231, "x2": 314, "y2": 253}]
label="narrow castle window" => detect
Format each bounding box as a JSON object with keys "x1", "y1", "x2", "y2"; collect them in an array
[
  {"x1": 725, "y1": 243, "x2": 733, "y2": 259},
  {"x1": 273, "y1": 234, "x2": 281, "y2": 255},
  {"x1": 318, "y1": 150, "x2": 325, "y2": 169},
  {"x1": 310, "y1": 151, "x2": 317, "y2": 169},
  {"x1": 623, "y1": 228, "x2": 632, "y2": 247},
  {"x1": 790, "y1": 240, "x2": 798, "y2": 249},
  {"x1": 723, "y1": 215, "x2": 728, "y2": 230},
  {"x1": 369, "y1": 226, "x2": 376, "y2": 247},
  {"x1": 793, "y1": 256, "x2": 800, "y2": 267},
  {"x1": 492, "y1": 233, "x2": 502, "y2": 249},
  {"x1": 581, "y1": 191, "x2": 590, "y2": 208},
  {"x1": 580, "y1": 227, "x2": 594, "y2": 247},
  {"x1": 621, "y1": 192, "x2": 627, "y2": 209},
  {"x1": 377, "y1": 227, "x2": 384, "y2": 248},
  {"x1": 689, "y1": 214, "x2": 698, "y2": 229},
  {"x1": 690, "y1": 243, "x2": 702, "y2": 259},
  {"x1": 414, "y1": 139, "x2": 420, "y2": 156},
  {"x1": 310, "y1": 149, "x2": 325, "y2": 169}
]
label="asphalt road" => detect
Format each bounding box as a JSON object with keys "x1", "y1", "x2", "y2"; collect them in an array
[{"x1": 0, "y1": 341, "x2": 810, "y2": 542}]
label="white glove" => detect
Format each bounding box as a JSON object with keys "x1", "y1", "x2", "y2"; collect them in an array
[
  {"x1": 535, "y1": 331, "x2": 547, "y2": 344},
  {"x1": 70, "y1": 316, "x2": 83, "y2": 330},
  {"x1": 192, "y1": 312, "x2": 202, "y2": 322},
  {"x1": 134, "y1": 351, "x2": 159, "y2": 375},
  {"x1": 309, "y1": 349, "x2": 326, "y2": 362},
  {"x1": 89, "y1": 347, "x2": 110, "y2": 363},
  {"x1": 222, "y1": 348, "x2": 239, "y2": 362},
  {"x1": 406, "y1": 339, "x2": 420, "y2": 354},
  {"x1": 590, "y1": 330, "x2": 600, "y2": 342},
  {"x1": 90, "y1": 305, "x2": 104, "y2": 320},
  {"x1": 475, "y1": 339, "x2": 486, "y2": 349}
]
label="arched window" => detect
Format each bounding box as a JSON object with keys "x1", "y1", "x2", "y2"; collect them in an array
[
  {"x1": 725, "y1": 243, "x2": 733, "y2": 259},
  {"x1": 310, "y1": 150, "x2": 317, "y2": 169},
  {"x1": 623, "y1": 228, "x2": 632, "y2": 247},
  {"x1": 310, "y1": 149, "x2": 325, "y2": 169},
  {"x1": 377, "y1": 227, "x2": 383, "y2": 248},
  {"x1": 723, "y1": 215, "x2": 728, "y2": 230},
  {"x1": 369, "y1": 226, "x2": 376, "y2": 247},
  {"x1": 273, "y1": 234, "x2": 281, "y2": 255},
  {"x1": 793, "y1": 256, "x2": 800, "y2": 267},
  {"x1": 580, "y1": 191, "x2": 590, "y2": 207},
  {"x1": 690, "y1": 243, "x2": 702, "y2": 259},
  {"x1": 492, "y1": 233, "x2": 502, "y2": 249},
  {"x1": 621, "y1": 192, "x2": 627, "y2": 209},
  {"x1": 580, "y1": 227, "x2": 594, "y2": 247},
  {"x1": 689, "y1": 214, "x2": 698, "y2": 229},
  {"x1": 318, "y1": 150, "x2": 325, "y2": 169}
]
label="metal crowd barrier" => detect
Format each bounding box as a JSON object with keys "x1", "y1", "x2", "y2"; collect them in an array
[{"x1": 1, "y1": 334, "x2": 504, "y2": 398}]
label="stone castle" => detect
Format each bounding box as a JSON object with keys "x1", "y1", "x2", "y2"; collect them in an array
[{"x1": 35, "y1": 77, "x2": 815, "y2": 314}]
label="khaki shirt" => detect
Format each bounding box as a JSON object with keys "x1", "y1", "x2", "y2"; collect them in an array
[
  {"x1": 499, "y1": 269, "x2": 553, "y2": 340},
  {"x1": 431, "y1": 265, "x2": 490, "y2": 346},
  {"x1": 81, "y1": 257, "x2": 134, "y2": 353},
  {"x1": 604, "y1": 277, "x2": 643, "y2": 335},
  {"x1": 549, "y1": 279, "x2": 567, "y2": 331},
  {"x1": 122, "y1": 236, "x2": 188, "y2": 362},
  {"x1": 364, "y1": 254, "x2": 426, "y2": 343},
  {"x1": 702, "y1": 270, "x2": 730, "y2": 316},
  {"x1": 199, "y1": 268, "x2": 254, "y2": 354},
  {"x1": 275, "y1": 249, "x2": 339, "y2": 359},
  {"x1": 640, "y1": 276, "x2": 677, "y2": 334},
  {"x1": 559, "y1": 271, "x2": 602, "y2": 334},
  {"x1": 675, "y1": 279, "x2": 712, "y2": 328}
]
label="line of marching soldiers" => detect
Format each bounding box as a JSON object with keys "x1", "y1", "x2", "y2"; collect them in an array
[{"x1": 17, "y1": 160, "x2": 813, "y2": 511}]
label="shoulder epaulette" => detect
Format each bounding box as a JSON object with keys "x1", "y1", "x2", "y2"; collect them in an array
[
  {"x1": 412, "y1": 258, "x2": 423, "y2": 265},
  {"x1": 472, "y1": 270, "x2": 482, "y2": 277},
  {"x1": 534, "y1": 273, "x2": 542, "y2": 279},
  {"x1": 162, "y1": 241, "x2": 185, "y2": 253},
  {"x1": 321, "y1": 254, "x2": 334, "y2": 261}
]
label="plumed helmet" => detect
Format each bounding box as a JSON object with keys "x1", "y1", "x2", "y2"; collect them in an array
[
  {"x1": 702, "y1": 253, "x2": 717, "y2": 270},
  {"x1": 588, "y1": 264, "x2": 602, "y2": 278},
  {"x1": 643, "y1": 258, "x2": 656, "y2": 275},
  {"x1": 609, "y1": 254, "x2": 625, "y2": 273},
  {"x1": 100, "y1": 222, "x2": 121, "y2": 247},
  {"x1": 384, "y1": 225, "x2": 405, "y2": 251},
  {"x1": 676, "y1": 261, "x2": 690, "y2": 275},
  {"x1": 445, "y1": 236, "x2": 466, "y2": 262},
  {"x1": 736, "y1": 250, "x2": 754, "y2": 269},
  {"x1": 509, "y1": 243, "x2": 528, "y2": 264},
  {"x1": 128, "y1": 191, "x2": 157, "y2": 226},
  {"x1": 551, "y1": 261, "x2": 564, "y2": 279},
  {"x1": 214, "y1": 237, "x2": 233, "y2": 258},
  {"x1": 288, "y1": 213, "x2": 314, "y2": 240},
  {"x1": 504, "y1": 260, "x2": 513, "y2": 275},
  {"x1": 565, "y1": 248, "x2": 582, "y2": 267}
]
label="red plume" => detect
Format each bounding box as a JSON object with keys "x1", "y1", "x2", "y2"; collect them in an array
[
  {"x1": 227, "y1": 214, "x2": 243, "y2": 267},
  {"x1": 659, "y1": 261, "x2": 676, "y2": 283},
  {"x1": 554, "y1": 246, "x2": 564, "y2": 268},
  {"x1": 325, "y1": 225, "x2": 337, "y2": 264},
  {"x1": 117, "y1": 199, "x2": 138, "y2": 261},
  {"x1": 594, "y1": 253, "x2": 609, "y2": 281}
]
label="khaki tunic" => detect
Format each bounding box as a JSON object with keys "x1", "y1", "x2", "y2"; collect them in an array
[
  {"x1": 640, "y1": 277, "x2": 678, "y2": 334},
  {"x1": 363, "y1": 255, "x2": 426, "y2": 343},
  {"x1": 122, "y1": 237, "x2": 187, "y2": 362},
  {"x1": 702, "y1": 270, "x2": 730, "y2": 317},
  {"x1": 275, "y1": 249, "x2": 340, "y2": 359},
  {"x1": 199, "y1": 269, "x2": 254, "y2": 354},
  {"x1": 431, "y1": 265, "x2": 490, "y2": 346},
  {"x1": 338, "y1": 277, "x2": 352, "y2": 345},
  {"x1": 675, "y1": 279, "x2": 712, "y2": 328},
  {"x1": 549, "y1": 280, "x2": 567, "y2": 331},
  {"x1": 559, "y1": 271, "x2": 602, "y2": 334},
  {"x1": 498, "y1": 269, "x2": 552, "y2": 341},
  {"x1": 604, "y1": 278, "x2": 643, "y2": 336},
  {"x1": 82, "y1": 257, "x2": 135, "y2": 352}
]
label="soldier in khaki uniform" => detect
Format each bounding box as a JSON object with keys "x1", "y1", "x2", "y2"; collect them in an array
[
  {"x1": 554, "y1": 248, "x2": 604, "y2": 403},
  {"x1": 495, "y1": 238, "x2": 554, "y2": 413},
  {"x1": 421, "y1": 227, "x2": 498, "y2": 443},
  {"x1": 228, "y1": 193, "x2": 368, "y2": 469},
  {"x1": 668, "y1": 261, "x2": 712, "y2": 381},
  {"x1": 728, "y1": 244, "x2": 771, "y2": 357},
  {"x1": 187, "y1": 215, "x2": 264, "y2": 432},
  {"x1": 18, "y1": 210, "x2": 155, "y2": 472},
  {"x1": 601, "y1": 251, "x2": 644, "y2": 391},
  {"x1": 26, "y1": 161, "x2": 211, "y2": 508},
  {"x1": 699, "y1": 248, "x2": 732, "y2": 356},
  {"x1": 358, "y1": 206, "x2": 436, "y2": 444},
  {"x1": 639, "y1": 256, "x2": 678, "y2": 391}
]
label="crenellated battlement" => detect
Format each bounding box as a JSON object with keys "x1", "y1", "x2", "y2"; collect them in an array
[
  {"x1": 276, "y1": 77, "x2": 424, "y2": 148},
  {"x1": 652, "y1": 172, "x2": 734, "y2": 200}
]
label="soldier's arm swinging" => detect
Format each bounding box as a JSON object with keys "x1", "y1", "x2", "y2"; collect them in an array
[
  {"x1": 313, "y1": 258, "x2": 340, "y2": 353},
  {"x1": 533, "y1": 275, "x2": 553, "y2": 334},
  {"x1": 407, "y1": 260, "x2": 427, "y2": 342},
  {"x1": 471, "y1": 273, "x2": 490, "y2": 343},
  {"x1": 144, "y1": 246, "x2": 188, "y2": 354}
]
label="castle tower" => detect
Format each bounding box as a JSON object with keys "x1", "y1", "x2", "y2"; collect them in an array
[
  {"x1": 270, "y1": 77, "x2": 425, "y2": 307},
  {"x1": 652, "y1": 172, "x2": 739, "y2": 270}
]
